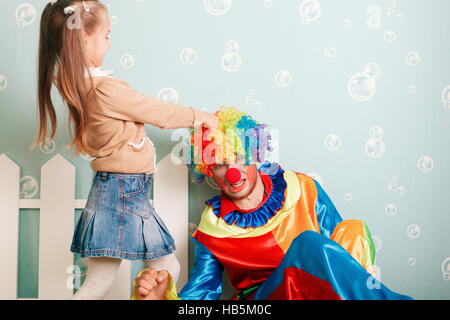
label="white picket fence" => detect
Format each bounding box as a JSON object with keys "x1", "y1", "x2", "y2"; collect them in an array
[{"x1": 0, "y1": 152, "x2": 188, "y2": 300}]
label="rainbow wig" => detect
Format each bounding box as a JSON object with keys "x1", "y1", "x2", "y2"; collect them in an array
[{"x1": 188, "y1": 106, "x2": 272, "y2": 183}]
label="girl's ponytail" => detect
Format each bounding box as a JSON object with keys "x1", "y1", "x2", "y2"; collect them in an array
[
  {"x1": 32, "y1": 0, "x2": 106, "y2": 155},
  {"x1": 33, "y1": 2, "x2": 60, "y2": 152}
]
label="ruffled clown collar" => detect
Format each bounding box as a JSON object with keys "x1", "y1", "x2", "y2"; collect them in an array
[{"x1": 205, "y1": 162, "x2": 287, "y2": 228}]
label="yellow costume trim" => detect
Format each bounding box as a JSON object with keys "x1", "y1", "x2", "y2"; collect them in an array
[
  {"x1": 131, "y1": 269, "x2": 180, "y2": 300},
  {"x1": 196, "y1": 171, "x2": 302, "y2": 239},
  {"x1": 165, "y1": 274, "x2": 180, "y2": 300}
]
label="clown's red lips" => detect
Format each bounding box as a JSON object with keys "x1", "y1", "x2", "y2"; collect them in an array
[{"x1": 228, "y1": 178, "x2": 247, "y2": 193}]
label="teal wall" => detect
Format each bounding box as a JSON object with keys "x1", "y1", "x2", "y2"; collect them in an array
[{"x1": 0, "y1": 0, "x2": 449, "y2": 299}]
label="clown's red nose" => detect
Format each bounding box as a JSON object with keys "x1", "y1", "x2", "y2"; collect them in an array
[{"x1": 226, "y1": 168, "x2": 241, "y2": 184}]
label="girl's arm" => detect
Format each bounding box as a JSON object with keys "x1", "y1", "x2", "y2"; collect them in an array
[{"x1": 93, "y1": 77, "x2": 215, "y2": 129}]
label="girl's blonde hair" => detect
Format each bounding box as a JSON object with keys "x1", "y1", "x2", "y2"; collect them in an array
[{"x1": 32, "y1": 0, "x2": 107, "y2": 155}]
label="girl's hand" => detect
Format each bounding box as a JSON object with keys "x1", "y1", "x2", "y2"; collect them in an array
[
  {"x1": 133, "y1": 268, "x2": 170, "y2": 300},
  {"x1": 201, "y1": 112, "x2": 219, "y2": 131}
]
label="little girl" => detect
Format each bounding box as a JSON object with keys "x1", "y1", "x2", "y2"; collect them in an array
[{"x1": 33, "y1": 0, "x2": 218, "y2": 299}]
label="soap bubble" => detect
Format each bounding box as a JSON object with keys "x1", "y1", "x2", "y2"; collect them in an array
[
  {"x1": 120, "y1": 54, "x2": 135, "y2": 69},
  {"x1": 275, "y1": 70, "x2": 292, "y2": 87},
  {"x1": 0, "y1": 75, "x2": 7, "y2": 92},
  {"x1": 245, "y1": 90, "x2": 264, "y2": 110},
  {"x1": 254, "y1": 101, "x2": 263, "y2": 110},
  {"x1": 408, "y1": 257, "x2": 416, "y2": 266},
  {"x1": 324, "y1": 134, "x2": 341, "y2": 151},
  {"x1": 15, "y1": 3, "x2": 36, "y2": 28},
  {"x1": 221, "y1": 41, "x2": 241, "y2": 72},
  {"x1": 387, "y1": 8, "x2": 396, "y2": 18},
  {"x1": 391, "y1": 174, "x2": 398, "y2": 181},
  {"x1": 406, "y1": 51, "x2": 420, "y2": 66},
  {"x1": 344, "y1": 193, "x2": 352, "y2": 201},
  {"x1": 441, "y1": 85, "x2": 450, "y2": 110},
  {"x1": 365, "y1": 138, "x2": 385, "y2": 158},
  {"x1": 264, "y1": 0, "x2": 273, "y2": 8},
  {"x1": 442, "y1": 257, "x2": 450, "y2": 281},
  {"x1": 343, "y1": 19, "x2": 352, "y2": 28},
  {"x1": 369, "y1": 126, "x2": 383, "y2": 139},
  {"x1": 246, "y1": 89, "x2": 263, "y2": 110},
  {"x1": 204, "y1": 0, "x2": 232, "y2": 15},
  {"x1": 39, "y1": 137, "x2": 56, "y2": 154},
  {"x1": 385, "y1": 204, "x2": 397, "y2": 216},
  {"x1": 408, "y1": 85, "x2": 417, "y2": 95},
  {"x1": 406, "y1": 224, "x2": 421, "y2": 239},
  {"x1": 390, "y1": 1, "x2": 398, "y2": 9},
  {"x1": 384, "y1": 31, "x2": 396, "y2": 43},
  {"x1": 245, "y1": 96, "x2": 255, "y2": 105},
  {"x1": 395, "y1": 13, "x2": 405, "y2": 23},
  {"x1": 221, "y1": 52, "x2": 242, "y2": 72},
  {"x1": 397, "y1": 186, "x2": 406, "y2": 195},
  {"x1": 299, "y1": 0, "x2": 321, "y2": 23},
  {"x1": 388, "y1": 181, "x2": 397, "y2": 191},
  {"x1": 417, "y1": 155, "x2": 433, "y2": 173},
  {"x1": 365, "y1": 127, "x2": 385, "y2": 158},
  {"x1": 324, "y1": 47, "x2": 336, "y2": 58},
  {"x1": 66, "y1": 264, "x2": 83, "y2": 290},
  {"x1": 157, "y1": 87, "x2": 179, "y2": 104},
  {"x1": 364, "y1": 63, "x2": 382, "y2": 80},
  {"x1": 225, "y1": 40, "x2": 239, "y2": 54},
  {"x1": 348, "y1": 73, "x2": 376, "y2": 102},
  {"x1": 372, "y1": 236, "x2": 381, "y2": 251},
  {"x1": 20, "y1": 176, "x2": 38, "y2": 199},
  {"x1": 180, "y1": 48, "x2": 198, "y2": 65}
]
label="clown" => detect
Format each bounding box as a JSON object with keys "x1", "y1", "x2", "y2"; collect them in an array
[{"x1": 132, "y1": 107, "x2": 412, "y2": 300}]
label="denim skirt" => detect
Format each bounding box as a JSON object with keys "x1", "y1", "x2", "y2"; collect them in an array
[{"x1": 71, "y1": 171, "x2": 176, "y2": 261}]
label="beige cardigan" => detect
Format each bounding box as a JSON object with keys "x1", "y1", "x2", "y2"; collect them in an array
[{"x1": 85, "y1": 71, "x2": 202, "y2": 174}]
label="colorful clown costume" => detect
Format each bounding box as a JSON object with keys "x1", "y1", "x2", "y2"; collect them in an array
[{"x1": 132, "y1": 162, "x2": 412, "y2": 300}]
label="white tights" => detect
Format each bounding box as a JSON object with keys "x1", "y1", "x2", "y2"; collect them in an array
[{"x1": 71, "y1": 254, "x2": 180, "y2": 300}]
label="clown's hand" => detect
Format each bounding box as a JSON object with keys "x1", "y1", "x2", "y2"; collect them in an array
[{"x1": 133, "y1": 268, "x2": 170, "y2": 300}]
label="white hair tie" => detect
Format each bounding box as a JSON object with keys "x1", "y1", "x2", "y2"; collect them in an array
[
  {"x1": 62, "y1": 2, "x2": 89, "y2": 16},
  {"x1": 83, "y1": 1, "x2": 91, "y2": 12},
  {"x1": 83, "y1": 1, "x2": 90, "y2": 12},
  {"x1": 64, "y1": 5, "x2": 75, "y2": 15}
]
